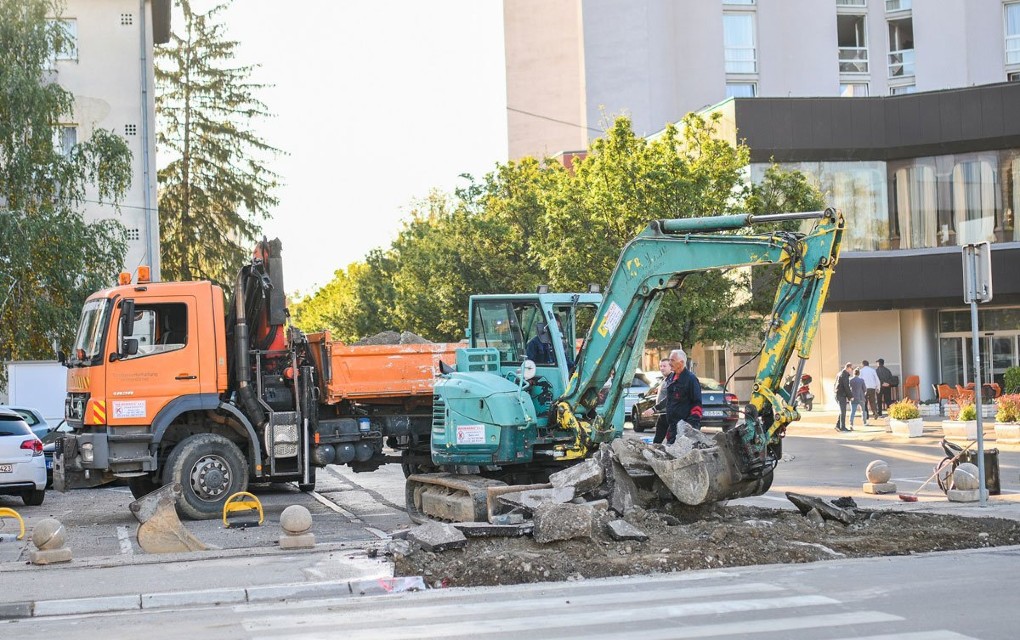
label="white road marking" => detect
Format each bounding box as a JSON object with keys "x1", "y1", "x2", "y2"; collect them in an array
[{"x1": 116, "y1": 525, "x2": 133, "y2": 555}]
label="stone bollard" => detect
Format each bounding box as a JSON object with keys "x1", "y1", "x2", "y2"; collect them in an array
[
  {"x1": 946, "y1": 462, "x2": 980, "y2": 502},
  {"x1": 30, "y1": 518, "x2": 72, "y2": 565},
  {"x1": 278, "y1": 505, "x2": 316, "y2": 549},
  {"x1": 862, "y1": 460, "x2": 897, "y2": 494}
]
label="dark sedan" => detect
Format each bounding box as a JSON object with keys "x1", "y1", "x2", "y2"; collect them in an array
[{"x1": 631, "y1": 376, "x2": 739, "y2": 432}]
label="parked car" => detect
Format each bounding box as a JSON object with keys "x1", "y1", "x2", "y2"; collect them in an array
[
  {"x1": 631, "y1": 376, "x2": 740, "y2": 433},
  {"x1": 0, "y1": 405, "x2": 51, "y2": 438},
  {"x1": 623, "y1": 370, "x2": 662, "y2": 416},
  {"x1": 0, "y1": 408, "x2": 46, "y2": 506},
  {"x1": 41, "y1": 420, "x2": 73, "y2": 489}
]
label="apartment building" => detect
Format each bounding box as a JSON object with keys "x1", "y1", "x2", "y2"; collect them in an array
[
  {"x1": 51, "y1": 0, "x2": 170, "y2": 279},
  {"x1": 504, "y1": 0, "x2": 1020, "y2": 404}
]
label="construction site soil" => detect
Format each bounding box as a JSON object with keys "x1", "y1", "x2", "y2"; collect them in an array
[{"x1": 393, "y1": 504, "x2": 1020, "y2": 588}]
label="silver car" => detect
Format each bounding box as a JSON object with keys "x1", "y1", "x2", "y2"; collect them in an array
[
  {"x1": 0, "y1": 405, "x2": 51, "y2": 438},
  {"x1": 0, "y1": 408, "x2": 46, "y2": 506}
]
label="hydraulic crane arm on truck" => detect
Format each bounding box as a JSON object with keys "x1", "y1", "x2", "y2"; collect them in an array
[{"x1": 408, "y1": 208, "x2": 843, "y2": 521}]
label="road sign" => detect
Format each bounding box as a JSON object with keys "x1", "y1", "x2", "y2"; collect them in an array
[{"x1": 962, "y1": 242, "x2": 993, "y2": 304}]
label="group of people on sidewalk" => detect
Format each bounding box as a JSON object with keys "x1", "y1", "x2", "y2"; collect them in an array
[{"x1": 834, "y1": 358, "x2": 896, "y2": 432}]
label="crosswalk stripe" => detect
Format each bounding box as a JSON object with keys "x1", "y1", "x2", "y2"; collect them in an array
[
  {"x1": 248, "y1": 595, "x2": 839, "y2": 638},
  {"x1": 834, "y1": 632, "x2": 976, "y2": 640},
  {"x1": 242, "y1": 581, "x2": 786, "y2": 631}
]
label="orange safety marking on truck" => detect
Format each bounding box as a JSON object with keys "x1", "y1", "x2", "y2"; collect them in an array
[
  {"x1": 68, "y1": 374, "x2": 90, "y2": 392},
  {"x1": 86, "y1": 399, "x2": 107, "y2": 425}
]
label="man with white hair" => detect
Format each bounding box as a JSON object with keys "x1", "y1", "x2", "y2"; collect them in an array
[{"x1": 662, "y1": 348, "x2": 703, "y2": 444}]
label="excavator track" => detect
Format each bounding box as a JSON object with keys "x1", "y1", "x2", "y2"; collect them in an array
[{"x1": 405, "y1": 473, "x2": 508, "y2": 524}]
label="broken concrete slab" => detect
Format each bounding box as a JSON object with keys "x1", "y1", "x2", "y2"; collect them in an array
[
  {"x1": 406, "y1": 521, "x2": 468, "y2": 552},
  {"x1": 550, "y1": 457, "x2": 604, "y2": 496},
  {"x1": 451, "y1": 522, "x2": 534, "y2": 538},
  {"x1": 609, "y1": 438, "x2": 656, "y2": 479},
  {"x1": 533, "y1": 502, "x2": 595, "y2": 543},
  {"x1": 497, "y1": 486, "x2": 575, "y2": 513},
  {"x1": 605, "y1": 519, "x2": 649, "y2": 542},
  {"x1": 609, "y1": 458, "x2": 641, "y2": 515},
  {"x1": 490, "y1": 512, "x2": 525, "y2": 525},
  {"x1": 786, "y1": 492, "x2": 856, "y2": 525}
]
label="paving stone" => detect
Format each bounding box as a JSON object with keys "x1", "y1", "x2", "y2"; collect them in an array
[
  {"x1": 406, "y1": 521, "x2": 468, "y2": 552},
  {"x1": 549, "y1": 458, "x2": 605, "y2": 496},
  {"x1": 605, "y1": 519, "x2": 648, "y2": 542},
  {"x1": 533, "y1": 502, "x2": 595, "y2": 543}
]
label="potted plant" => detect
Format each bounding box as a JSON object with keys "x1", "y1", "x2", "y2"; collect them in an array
[
  {"x1": 993, "y1": 394, "x2": 1020, "y2": 444},
  {"x1": 889, "y1": 399, "x2": 923, "y2": 437},
  {"x1": 942, "y1": 399, "x2": 978, "y2": 440}
]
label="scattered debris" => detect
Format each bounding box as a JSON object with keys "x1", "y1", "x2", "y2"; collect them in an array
[
  {"x1": 533, "y1": 502, "x2": 596, "y2": 543},
  {"x1": 786, "y1": 492, "x2": 857, "y2": 525},
  {"x1": 605, "y1": 519, "x2": 649, "y2": 542},
  {"x1": 406, "y1": 522, "x2": 468, "y2": 552},
  {"x1": 352, "y1": 331, "x2": 432, "y2": 345},
  {"x1": 831, "y1": 496, "x2": 858, "y2": 509}
]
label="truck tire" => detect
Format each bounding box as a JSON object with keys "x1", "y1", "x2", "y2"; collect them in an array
[
  {"x1": 164, "y1": 433, "x2": 249, "y2": 520},
  {"x1": 128, "y1": 474, "x2": 162, "y2": 499}
]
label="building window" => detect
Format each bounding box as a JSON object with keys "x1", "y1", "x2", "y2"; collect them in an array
[
  {"x1": 837, "y1": 0, "x2": 867, "y2": 6},
  {"x1": 1010, "y1": 71, "x2": 1020, "y2": 81},
  {"x1": 837, "y1": 14, "x2": 869, "y2": 73},
  {"x1": 723, "y1": 13, "x2": 757, "y2": 74},
  {"x1": 889, "y1": 83, "x2": 915, "y2": 94},
  {"x1": 723, "y1": 0, "x2": 754, "y2": 4},
  {"x1": 890, "y1": 162, "x2": 937, "y2": 248},
  {"x1": 888, "y1": 16, "x2": 914, "y2": 77},
  {"x1": 53, "y1": 125, "x2": 77, "y2": 157},
  {"x1": 1007, "y1": 3, "x2": 1020, "y2": 66},
  {"x1": 840, "y1": 83, "x2": 869, "y2": 96},
  {"x1": 886, "y1": 0, "x2": 911, "y2": 11},
  {"x1": 48, "y1": 19, "x2": 77, "y2": 61},
  {"x1": 726, "y1": 82, "x2": 757, "y2": 98},
  {"x1": 951, "y1": 157, "x2": 998, "y2": 245}
]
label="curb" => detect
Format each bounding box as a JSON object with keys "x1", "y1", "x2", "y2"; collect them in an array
[{"x1": 3, "y1": 576, "x2": 426, "y2": 619}]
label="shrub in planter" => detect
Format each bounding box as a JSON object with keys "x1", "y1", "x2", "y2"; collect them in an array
[
  {"x1": 994, "y1": 394, "x2": 1020, "y2": 443},
  {"x1": 959, "y1": 402, "x2": 977, "y2": 421},
  {"x1": 1004, "y1": 367, "x2": 1020, "y2": 395},
  {"x1": 943, "y1": 399, "x2": 978, "y2": 440},
  {"x1": 889, "y1": 400, "x2": 923, "y2": 437}
]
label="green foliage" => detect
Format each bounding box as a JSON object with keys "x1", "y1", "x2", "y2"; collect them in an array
[
  {"x1": 995, "y1": 394, "x2": 1020, "y2": 424},
  {"x1": 298, "y1": 114, "x2": 825, "y2": 347},
  {"x1": 0, "y1": 0, "x2": 132, "y2": 387},
  {"x1": 958, "y1": 401, "x2": 977, "y2": 421},
  {"x1": 888, "y1": 400, "x2": 920, "y2": 420},
  {"x1": 1004, "y1": 366, "x2": 1020, "y2": 395},
  {"x1": 156, "y1": 0, "x2": 281, "y2": 291}
]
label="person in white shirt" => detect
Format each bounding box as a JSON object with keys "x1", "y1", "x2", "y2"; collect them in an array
[{"x1": 860, "y1": 360, "x2": 881, "y2": 419}]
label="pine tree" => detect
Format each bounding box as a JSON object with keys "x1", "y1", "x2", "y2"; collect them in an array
[
  {"x1": 0, "y1": 0, "x2": 132, "y2": 385},
  {"x1": 156, "y1": 0, "x2": 282, "y2": 289}
]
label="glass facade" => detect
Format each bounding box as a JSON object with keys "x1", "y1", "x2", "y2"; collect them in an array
[
  {"x1": 752, "y1": 148, "x2": 1020, "y2": 252},
  {"x1": 938, "y1": 308, "x2": 1020, "y2": 387}
]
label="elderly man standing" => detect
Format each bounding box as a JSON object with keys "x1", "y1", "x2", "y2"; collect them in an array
[
  {"x1": 662, "y1": 349, "x2": 703, "y2": 444},
  {"x1": 860, "y1": 360, "x2": 881, "y2": 419}
]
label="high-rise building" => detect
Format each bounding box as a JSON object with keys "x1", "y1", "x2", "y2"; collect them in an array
[
  {"x1": 504, "y1": 0, "x2": 1020, "y2": 405},
  {"x1": 50, "y1": 0, "x2": 170, "y2": 279}
]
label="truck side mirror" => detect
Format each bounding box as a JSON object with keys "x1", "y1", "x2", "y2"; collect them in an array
[
  {"x1": 123, "y1": 338, "x2": 138, "y2": 356},
  {"x1": 120, "y1": 299, "x2": 135, "y2": 337}
]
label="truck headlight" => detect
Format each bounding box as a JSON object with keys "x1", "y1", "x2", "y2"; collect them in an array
[{"x1": 81, "y1": 442, "x2": 94, "y2": 463}]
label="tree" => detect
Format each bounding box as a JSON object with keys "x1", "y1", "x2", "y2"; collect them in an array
[
  {"x1": 0, "y1": 0, "x2": 132, "y2": 386},
  {"x1": 156, "y1": 0, "x2": 281, "y2": 290}
]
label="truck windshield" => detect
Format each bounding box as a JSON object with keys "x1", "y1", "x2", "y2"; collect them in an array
[{"x1": 71, "y1": 298, "x2": 110, "y2": 366}]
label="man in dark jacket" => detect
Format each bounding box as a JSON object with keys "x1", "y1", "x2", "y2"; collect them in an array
[
  {"x1": 876, "y1": 358, "x2": 894, "y2": 416},
  {"x1": 835, "y1": 362, "x2": 853, "y2": 432},
  {"x1": 663, "y1": 349, "x2": 703, "y2": 444}
]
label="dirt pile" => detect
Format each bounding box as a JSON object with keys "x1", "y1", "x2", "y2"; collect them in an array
[
  {"x1": 392, "y1": 433, "x2": 1020, "y2": 588},
  {"x1": 353, "y1": 331, "x2": 431, "y2": 346}
]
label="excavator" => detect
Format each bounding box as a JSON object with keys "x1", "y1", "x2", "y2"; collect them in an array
[{"x1": 407, "y1": 208, "x2": 844, "y2": 521}]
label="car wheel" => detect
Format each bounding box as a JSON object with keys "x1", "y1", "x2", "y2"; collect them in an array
[
  {"x1": 631, "y1": 411, "x2": 645, "y2": 432},
  {"x1": 164, "y1": 433, "x2": 249, "y2": 520},
  {"x1": 804, "y1": 400, "x2": 813, "y2": 412},
  {"x1": 22, "y1": 489, "x2": 45, "y2": 506}
]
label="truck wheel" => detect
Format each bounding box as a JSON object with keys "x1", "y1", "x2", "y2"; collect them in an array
[
  {"x1": 128, "y1": 474, "x2": 161, "y2": 499},
  {"x1": 164, "y1": 434, "x2": 249, "y2": 520},
  {"x1": 22, "y1": 489, "x2": 45, "y2": 506}
]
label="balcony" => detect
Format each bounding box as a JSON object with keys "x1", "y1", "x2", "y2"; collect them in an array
[
  {"x1": 888, "y1": 48, "x2": 915, "y2": 78},
  {"x1": 839, "y1": 47, "x2": 869, "y2": 74}
]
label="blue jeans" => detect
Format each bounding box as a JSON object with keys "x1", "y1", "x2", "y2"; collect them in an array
[{"x1": 849, "y1": 401, "x2": 867, "y2": 426}]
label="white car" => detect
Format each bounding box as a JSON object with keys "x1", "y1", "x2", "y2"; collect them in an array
[{"x1": 0, "y1": 408, "x2": 46, "y2": 506}]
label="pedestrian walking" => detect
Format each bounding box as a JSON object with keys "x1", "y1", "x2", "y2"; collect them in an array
[
  {"x1": 834, "y1": 362, "x2": 853, "y2": 432},
  {"x1": 849, "y1": 367, "x2": 867, "y2": 428},
  {"x1": 876, "y1": 358, "x2": 894, "y2": 414},
  {"x1": 860, "y1": 360, "x2": 881, "y2": 418}
]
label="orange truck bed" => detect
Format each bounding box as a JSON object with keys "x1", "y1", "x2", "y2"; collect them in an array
[{"x1": 306, "y1": 333, "x2": 460, "y2": 405}]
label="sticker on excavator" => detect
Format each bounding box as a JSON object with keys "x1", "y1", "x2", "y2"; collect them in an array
[
  {"x1": 222, "y1": 491, "x2": 264, "y2": 529},
  {"x1": 0, "y1": 507, "x2": 26, "y2": 540},
  {"x1": 597, "y1": 302, "x2": 623, "y2": 338}
]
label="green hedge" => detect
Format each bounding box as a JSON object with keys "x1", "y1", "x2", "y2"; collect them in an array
[{"x1": 1005, "y1": 366, "x2": 1020, "y2": 394}]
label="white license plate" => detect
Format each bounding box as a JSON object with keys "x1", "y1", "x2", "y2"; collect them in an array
[
  {"x1": 704, "y1": 410, "x2": 725, "y2": 417},
  {"x1": 0, "y1": 464, "x2": 12, "y2": 473}
]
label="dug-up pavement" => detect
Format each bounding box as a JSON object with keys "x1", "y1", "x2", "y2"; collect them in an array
[{"x1": 3, "y1": 409, "x2": 1020, "y2": 619}]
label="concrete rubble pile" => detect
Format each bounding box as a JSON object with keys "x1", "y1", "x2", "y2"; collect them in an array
[{"x1": 392, "y1": 422, "x2": 732, "y2": 554}]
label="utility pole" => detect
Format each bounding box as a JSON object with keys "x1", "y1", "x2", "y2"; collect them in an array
[{"x1": 962, "y1": 242, "x2": 992, "y2": 506}]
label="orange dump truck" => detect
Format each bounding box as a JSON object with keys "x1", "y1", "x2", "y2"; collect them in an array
[{"x1": 54, "y1": 239, "x2": 457, "y2": 519}]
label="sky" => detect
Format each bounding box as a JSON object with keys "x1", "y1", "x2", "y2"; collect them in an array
[{"x1": 190, "y1": 0, "x2": 509, "y2": 296}]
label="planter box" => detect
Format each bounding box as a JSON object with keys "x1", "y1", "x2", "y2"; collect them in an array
[
  {"x1": 942, "y1": 420, "x2": 978, "y2": 440},
  {"x1": 890, "y1": 417, "x2": 924, "y2": 437},
  {"x1": 918, "y1": 404, "x2": 940, "y2": 417},
  {"x1": 981, "y1": 404, "x2": 997, "y2": 418},
  {"x1": 994, "y1": 423, "x2": 1020, "y2": 444}
]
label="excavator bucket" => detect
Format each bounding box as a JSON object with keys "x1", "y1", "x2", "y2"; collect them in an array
[
  {"x1": 129, "y1": 483, "x2": 208, "y2": 553},
  {"x1": 644, "y1": 425, "x2": 774, "y2": 506}
]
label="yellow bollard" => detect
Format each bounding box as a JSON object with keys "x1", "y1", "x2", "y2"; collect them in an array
[
  {"x1": 222, "y1": 491, "x2": 264, "y2": 529},
  {"x1": 0, "y1": 507, "x2": 26, "y2": 540}
]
